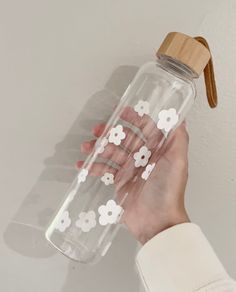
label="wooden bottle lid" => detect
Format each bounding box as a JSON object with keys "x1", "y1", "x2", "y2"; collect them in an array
[{"x1": 157, "y1": 32, "x2": 211, "y2": 76}]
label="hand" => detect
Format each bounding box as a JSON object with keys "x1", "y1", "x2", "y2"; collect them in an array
[{"x1": 77, "y1": 107, "x2": 190, "y2": 244}]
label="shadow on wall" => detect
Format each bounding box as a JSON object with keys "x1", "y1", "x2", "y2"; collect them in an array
[
  {"x1": 62, "y1": 228, "x2": 141, "y2": 292},
  {"x1": 3, "y1": 65, "x2": 141, "y2": 291}
]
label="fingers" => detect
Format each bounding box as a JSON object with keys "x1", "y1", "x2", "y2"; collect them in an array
[
  {"x1": 121, "y1": 127, "x2": 144, "y2": 152},
  {"x1": 77, "y1": 158, "x2": 138, "y2": 196},
  {"x1": 90, "y1": 123, "x2": 145, "y2": 153},
  {"x1": 91, "y1": 106, "x2": 164, "y2": 151},
  {"x1": 120, "y1": 106, "x2": 164, "y2": 148},
  {"x1": 91, "y1": 124, "x2": 162, "y2": 155},
  {"x1": 81, "y1": 139, "x2": 129, "y2": 166},
  {"x1": 120, "y1": 106, "x2": 152, "y2": 134},
  {"x1": 92, "y1": 123, "x2": 106, "y2": 137},
  {"x1": 77, "y1": 161, "x2": 117, "y2": 176}
]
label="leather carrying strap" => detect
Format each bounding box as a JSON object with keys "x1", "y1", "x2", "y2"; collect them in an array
[{"x1": 194, "y1": 36, "x2": 218, "y2": 108}]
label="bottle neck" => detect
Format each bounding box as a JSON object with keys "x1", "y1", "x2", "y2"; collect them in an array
[{"x1": 157, "y1": 55, "x2": 198, "y2": 80}]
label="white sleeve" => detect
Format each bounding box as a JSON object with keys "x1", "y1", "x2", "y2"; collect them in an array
[{"x1": 136, "y1": 223, "x2": 236, "y2": 292}]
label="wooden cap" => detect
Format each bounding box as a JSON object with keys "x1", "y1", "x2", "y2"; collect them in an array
[{"x1": 157, "y1": 32, "x2": 211, "y2": 76}]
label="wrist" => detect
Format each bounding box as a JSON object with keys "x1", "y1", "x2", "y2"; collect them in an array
[{"x1": 138, "y1": 209, "x2": 190, "y2": 245}]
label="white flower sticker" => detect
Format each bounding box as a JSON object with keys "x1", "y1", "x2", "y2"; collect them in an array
[
  {"x1": 55, "y1": 211, "x2": 71, "y2": 232},
  {"x1": 157, "y1": 108, "x2": 179, "y2": 132},
  {"x1": 98, "y1": 200, "x2": 124, "y2": 226},
  {"x1": 134, "y1": 100, "x2": 150, "y2": 117},
  {"x1": 141, "y1": 163, "x2": 156, "y2": 180},
  {"x1": 76, "y1": 210, "x2": 96, "y2": 232},
  {"x1": 78, "y1": 168, "x2": 88, "y2": 183},
  {"x1": 108, "y1": 125, "x2": 126, "y2": 146},
  {"x1": 133, "y1": 146, "x2": 151, "y2": 168},
  {"x1": 95, "y1": 137, "x2": 108, "y2": 154},
  {"x1": 101, "y1": 172, "x2": 114, "y2": 186}
]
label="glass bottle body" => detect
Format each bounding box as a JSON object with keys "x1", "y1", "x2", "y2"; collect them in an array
[{"x1": 45, "y1": 56, "x2": 196, "y2": 264}]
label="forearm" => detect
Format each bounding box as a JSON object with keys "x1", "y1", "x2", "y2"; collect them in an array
[{"x1": 136, "y1": 223, "x2": 236, "y2": 292}]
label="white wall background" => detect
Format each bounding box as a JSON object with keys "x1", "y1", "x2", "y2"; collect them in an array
[{"x1": 0, "y1": 0, "x2": 236, "y2": 291}]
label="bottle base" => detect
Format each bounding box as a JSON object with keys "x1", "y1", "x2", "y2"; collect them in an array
[{"x1": 45, "y1": 231, "x2": 99, "y2": 264}]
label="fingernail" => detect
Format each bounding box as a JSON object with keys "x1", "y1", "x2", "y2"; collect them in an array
[
  {"x1": 80, "y1": 143, "x2": 84, "y2": 152},
  {"x1": 76, "y1": 161, "x2": 83, "y2": 168},
  {"x1": 80, "y1": 141, "x2": 89, "y2": 153}
]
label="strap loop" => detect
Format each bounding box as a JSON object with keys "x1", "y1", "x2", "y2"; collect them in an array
[{"x1": 194, "y1": 36, "x2": 218, "y2": 108}]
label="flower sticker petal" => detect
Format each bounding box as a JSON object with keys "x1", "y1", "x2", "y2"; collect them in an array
[
  {"x1": 133, "y1": 146, "x2": 151, "y2": 168},
  {"x1": 78, "y1": 168, "x2": 88, "y2": 183},
  {"x1": 98, "y1": 200, "x2": 124, "y2": 226},
  {"x1": 157, "y1": 108, "x2": 179, "y2": 133},
  {"x1": 55, "y1": 211, "x2": 71, "y2": 232},
  {"x1": 101, "y1": 172, "x2": 114, "y2": 186},
  {"x1": 108, "y1": 125, "x2": 126, "y2": 146},
  {"x1": 76, "y1": 210, "x2": 96, "y2": 232},
  {"x1": 134, "y1": 100, "x2": 150, "y2": 117},
  {"x1": 95, "y1": 137, "x2": 108, "y2": 154},
  {"x1": 141, "y1": 163, "x2": 156, "y2": 180}
]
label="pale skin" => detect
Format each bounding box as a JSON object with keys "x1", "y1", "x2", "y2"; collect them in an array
[{"x1": 77, "y1": 106, "x2": 190, "y2": 244}]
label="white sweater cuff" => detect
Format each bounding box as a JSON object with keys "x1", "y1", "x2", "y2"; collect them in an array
[{"x1": 136, "y1": 223, "x2": 230, "y2": 292}]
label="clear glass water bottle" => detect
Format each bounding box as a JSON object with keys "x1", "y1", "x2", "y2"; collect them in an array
[{"x1": 45, "y1": 32, "x2": 217, "y2": 263}]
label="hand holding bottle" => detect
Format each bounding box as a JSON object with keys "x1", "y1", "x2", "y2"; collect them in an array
[{"x1": 78, "y1": 106, "x2": 190, "y2": 244}]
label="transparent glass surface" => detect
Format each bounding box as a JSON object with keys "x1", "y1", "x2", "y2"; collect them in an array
[{"x1": 45, "y1": 56, "x2": 197, "y2": 264}]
